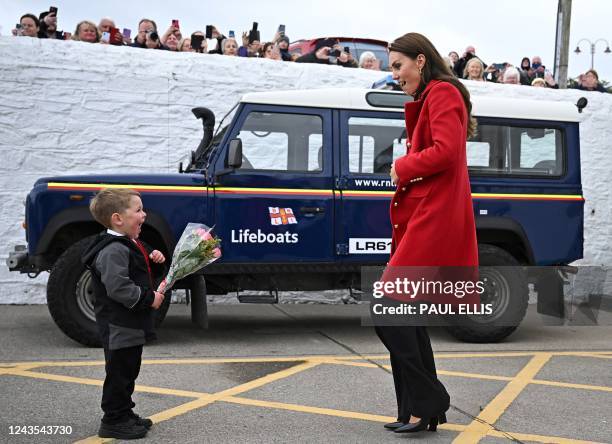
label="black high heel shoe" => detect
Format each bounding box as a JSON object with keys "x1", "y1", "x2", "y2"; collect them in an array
[
  {"x1": 394, "y1": 413, "x2": 447, "y2": 433},
  {"x1": 383, "y1": 421, "x2": 405, "y2": 430}
]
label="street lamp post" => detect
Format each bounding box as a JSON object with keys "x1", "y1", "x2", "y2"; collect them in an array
[{"x1": 574, "y1": 38, "x2": 611, "y2": 70}]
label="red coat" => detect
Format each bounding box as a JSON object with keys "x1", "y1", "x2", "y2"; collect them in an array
[{"x1": 389, "y1": 80, "x2": 478, "y2": 267}]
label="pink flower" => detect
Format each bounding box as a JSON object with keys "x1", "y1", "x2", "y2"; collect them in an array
[
  {"x1": 201, "y1": 231, "x2": 212, "y2": 241},
  {"x1": 212, "y1": 247, "x2": 222, "y2": 258},
  {"x1": 195, "y1": 228, "x2": 207, "y2": 236}
]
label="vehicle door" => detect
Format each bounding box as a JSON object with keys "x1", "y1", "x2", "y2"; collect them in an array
[
  {"x1": 335, "y1": 110, "x2": 406, "y2": 263},
  {"x1": 212, "y1": 105, "x2": 335, "y2": 263}
]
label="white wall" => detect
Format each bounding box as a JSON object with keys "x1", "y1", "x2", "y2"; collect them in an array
[{"x1": 1, "y1": 36, "x2": 611, "y2": 304}]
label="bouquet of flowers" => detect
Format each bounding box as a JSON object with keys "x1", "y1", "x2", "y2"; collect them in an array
[{"x1": 157, "y1": 223, "x2": 221, "y2": 294}]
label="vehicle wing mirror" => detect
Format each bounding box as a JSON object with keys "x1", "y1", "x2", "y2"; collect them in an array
[{"x1": 227, "y1": 138, "x2": 243, "y2": 169}]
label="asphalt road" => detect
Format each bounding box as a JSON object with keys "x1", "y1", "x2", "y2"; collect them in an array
[{"x1": 0, "y1": 303, "x2": 611, "y2": 443}]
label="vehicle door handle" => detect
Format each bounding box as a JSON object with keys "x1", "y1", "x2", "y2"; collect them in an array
[{"x1": 300, "y1": 206, "x2": 325, "y2": 216}]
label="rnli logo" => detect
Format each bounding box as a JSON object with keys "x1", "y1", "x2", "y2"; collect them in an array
[{"x1": 269, "y1": 207, "x2": 297, "y2": 226}]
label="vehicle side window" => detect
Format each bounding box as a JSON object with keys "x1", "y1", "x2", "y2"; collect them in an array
[
  {"x1": 347, "y1": 117, "x2": 406, "y2": 174},
  {"x1": 237, "y1": 112, "x2": 323, "y2": 172},
  {"x1": 468, "y1": 122, "x2": 564, "y2": 177},
  {"x1": 466, "y1": 141, "x2": 491, "y2": 167}
]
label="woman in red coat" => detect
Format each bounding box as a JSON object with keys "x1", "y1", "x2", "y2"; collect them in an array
[{"x1": 375, "y1": 32, "x2": 478, "y2": 434}]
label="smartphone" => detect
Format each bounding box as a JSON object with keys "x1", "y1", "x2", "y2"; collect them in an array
[
  {"x1": 248, "y1": 30, "x2": 260, "y2": 43},
  {"x1": 191, "y1": 34, "x2": 204, "y2": 50},
  {"x1": 110, "y1": 27, "x2": 121, "y2": 44},
  {"x1": 122, "y1": 28, "x2": 131, "y2": 39},
  {"x1": 278, "y1": 24, "x2": 285, "y2": 34},
  {"x1": 344, "y1": 46, "x2": 350, "y2": 54},
  {"x1": 101, "y1": 31, "x2": 110, "y2": 43},
  {"x1": 172, "y1": 19, "x2": 179, "y2": 29},
  {"x1": 228, "y1": 30, "x2": 235, "y2": 38},
  {"x1": 49, "y1": 6, "x2": 58, "y2": 14},
  {"x1": 493, "y1": 63, "x2": 505, "y2": 71},
  {"x1": 16, "y1": 23, "x2": 22, "y2": 29},
  {"x1": 205, "y1": 25, "x2": 213, "y2": 39}
]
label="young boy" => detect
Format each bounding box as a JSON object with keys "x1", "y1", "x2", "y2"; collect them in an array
[{"x1": 82, "y1": 188, "x2": 166, "y2": 440}]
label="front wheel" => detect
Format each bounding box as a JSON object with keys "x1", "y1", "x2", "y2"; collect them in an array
[
  {"x1": 444, "y1": 244, "x2": 528, "y2": 343},
  {"x1": 47, "y1": 237, "x2": 171, "y2": 347}
]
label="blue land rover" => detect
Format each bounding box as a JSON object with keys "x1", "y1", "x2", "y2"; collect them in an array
[{"x1": 7, "y1": 89, "x2": 586, "y2": 345}]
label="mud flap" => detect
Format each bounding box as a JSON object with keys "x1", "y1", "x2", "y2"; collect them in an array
[
  {"x1": 535, "y1": 267, "x2": 565, "y2": 322},
  {"x1": 189, "y1": 274, "x2": 208, "y2": 329}
]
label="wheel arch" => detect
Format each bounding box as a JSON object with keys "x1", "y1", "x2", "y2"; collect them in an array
[
  {"x1": 37, "y1": 207, "x2": 176, "y2": 267},
  {"x1": 476, "y1": 216, "x2": 535, "y2": 265}
]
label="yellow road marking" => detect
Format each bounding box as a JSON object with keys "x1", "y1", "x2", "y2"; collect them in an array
[
  {"x1": 74, "y1": 437, "x2": 110, "y2": 444},
  {"x1": 439, "y1": 370, "x2": 512, "y2": 382},
  {"x1": 5, "y1": 355, "x2": 373, "y2": 368},
  {"x1": 578, "y1": 353, "x2": 612, "y2": 360},
  {"x1": 225, "y1": 395, "x2": 397, "y2": 423},
  {"x1": 452, "y1": 353, "x2": 553, "y2": 444},
  {"x1": 6, "y1": 350, "x2": 612, "y2": 368},
  {"x1": 325, "y1": 359, "x2": 389, "y2": 369},
  {"x1": 1, "y1": 353, "x2": 608, "y2": 444},
  {"x1": 327, "y1": 359, "x2": 515, "y2": 382},
  {"x1": 73, "y1": 360, "x2": 320, "y2": 443},
  {"x1": 487, "y1": 429, "x2": 604, "y2": 444},
  {"x1": 8, "y1": 369, "x2": 220, "y2": 399},
  {"x1": 433, "y1": 352, "x2": 550, "y2": 359},
  {"x1": 10, "y1": 369, "x2": 104, "y2": 388},
  {"x1": 531, "y1": 379, "x2": 612, "y2": 393}
]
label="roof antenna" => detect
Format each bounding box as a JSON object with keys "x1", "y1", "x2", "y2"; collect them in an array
[{"x1": 576, "y1": 97, "x2": 588, "y2": 113}]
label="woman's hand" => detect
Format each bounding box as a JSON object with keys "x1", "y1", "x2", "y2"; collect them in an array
[{"x1": 390, "y1": 162, "x2": 399, "y2": 185}]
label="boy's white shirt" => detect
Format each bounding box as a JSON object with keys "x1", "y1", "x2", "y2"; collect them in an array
[{"x1": 107, "y1": 228, "x2": 138, "y2": 244}]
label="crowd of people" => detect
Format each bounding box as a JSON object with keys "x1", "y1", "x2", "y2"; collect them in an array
[
  {"x1": 447, "y1": 46, "x2": 609, "y2": 92},
  {"x1": 11, "y1": 11, "x2": 370, "y2": 68},
  {"x1": 11, "y1": 10, "x2": 610, "y2": 92}
]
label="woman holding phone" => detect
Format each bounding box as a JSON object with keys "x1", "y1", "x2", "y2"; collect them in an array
[{"x1": 376, "y1": 32, "x2": 478, "y2": 435}]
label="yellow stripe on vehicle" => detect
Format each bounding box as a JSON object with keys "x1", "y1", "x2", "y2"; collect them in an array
[
  {"x1": 472, "y1": 193, "x2": 584, "y2": 201},
  {"x1": 214, "y1": 187, "x2": 334, "y2": 196},
  {"x1": 46, "y1": 183, "x2": 583, "y2": 201},
  {"x1": 47, "y1": 183, "x2": 207, "y2": 193}
]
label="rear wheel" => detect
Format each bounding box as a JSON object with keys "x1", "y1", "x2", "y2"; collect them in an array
[
  {"x1": 445, "y1": 244, "x2": 528, "y2": 343},
  {"x1": 47, "y1": 237, "x2": 171, "y2": 347}
]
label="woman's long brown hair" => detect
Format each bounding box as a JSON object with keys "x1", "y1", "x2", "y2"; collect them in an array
[{"x1": 389, "y1": 32, "x2": 477, "y2": 139}]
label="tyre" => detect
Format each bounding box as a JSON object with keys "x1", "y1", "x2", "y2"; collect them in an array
[
  {"x1": 444, "y1": 244, "x2": 528, "y2": 343},
  {"x1": 47, "y1": 237, "x2": 171, "y2": 347}
]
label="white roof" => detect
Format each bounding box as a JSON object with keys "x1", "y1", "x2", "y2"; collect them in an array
[{"x1": 241, "y1": 88, "x2": 582, "y2": 123}]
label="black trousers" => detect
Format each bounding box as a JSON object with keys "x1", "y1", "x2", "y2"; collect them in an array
[
  {"x1": 375, "y1": 325, "x2": 449, "y2": 421},
  {"x1": 101, "y1": 345, "x2": 143, "y2": 424}
]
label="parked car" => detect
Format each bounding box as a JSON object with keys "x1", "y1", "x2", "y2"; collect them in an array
[
  {"x1": 7, "y1": 88, "x2": 587, "y2": 346},
  {"x1": 289, "y1": 37, "x2": 389, "y2": 69}
]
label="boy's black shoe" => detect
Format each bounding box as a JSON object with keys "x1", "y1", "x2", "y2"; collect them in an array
[
  {"x1": 130, "y1": 413, "x2": 153, "y2": 429},
  {"x1": 98, "y1": 420, "x2": 148, "y2": 440}
]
